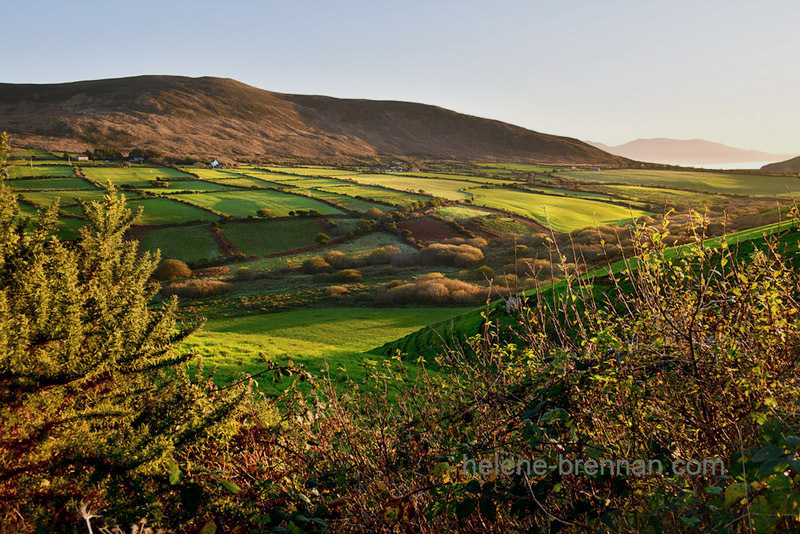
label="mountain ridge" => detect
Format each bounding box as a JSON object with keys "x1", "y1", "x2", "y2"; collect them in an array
[
  {"x1": 588, "y1": 137, "x2": 794, "y2": 166},
  {"x1": 0, "y1": 75, "x2": 627, "y2": 165}
]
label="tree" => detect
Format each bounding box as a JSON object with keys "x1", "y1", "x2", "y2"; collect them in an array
[{"x1": 0, "y1": 185, "x2": 247, "y2": 530}]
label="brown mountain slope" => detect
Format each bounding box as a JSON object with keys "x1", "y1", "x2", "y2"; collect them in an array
[
  {"x1": 0, "y1": 75, "x2": 627, "y2": 165},
  {"x1": 762, "y1": 156, "x2": 800, "y2": 174}
]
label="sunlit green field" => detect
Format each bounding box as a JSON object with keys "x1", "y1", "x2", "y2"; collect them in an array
[
  {"x1": 8, "y1": 165, "x2": 74, "y2": 179},
  {"x1": 168, "y1": 189, "x2": 344, "y2": 217},
  {"x1": 83, "y1": 166, "x2": 193, "y2": 187},
  {"x1": 344, "y1": 173, "x2": 476, "y2": 200},
  {"x1": 560, "y1": 169, "x2": 800, "y2": 196},
  {"x1": 181, "y1": 307, "x2": 466, "y2": 386},
  {"x1": 467, "y1": 187, "x2": 650, "y2": 231},
  {"x1": 8, "y1": 177, "x2": 98, "y2": 190}
]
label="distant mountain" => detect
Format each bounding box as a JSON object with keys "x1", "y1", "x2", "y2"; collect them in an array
[
  {"x1": 0, "y1": 75, "x2": 627, "y2": 165},
  {"x1": 761, "y1": 156, "x2": 800, "y2": 174},
  {"x1": 587, "y1": 138, "x2": 794, "y2": 166}
]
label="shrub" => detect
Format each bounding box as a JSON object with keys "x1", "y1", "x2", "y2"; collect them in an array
[
  {"x1": 323, "y1": 250, "x2": 354, "y2": 269},
  {"x1": 302, "y1": 256, "x2": 332, "y2": 273},
  {"x1": 161, "y1": 279, "x2": 235, "y2": 298},
  {"x1": 327, "y1": 285, "x2": 350, "y2": 297},
  {"x1": 316, "y1": 232, "x2": 331, "y2": 245},
  {"x1": 153, "y1": 259, "x2": 192, "y2": 280},
  {"x1": 476, "y1": 265, "x2": 495, "y2": 280},
  {"x1": 257, "y1": 208, "x2": 273, "y2": 218},
  {"x1": 418, "y1": 243, "x2": 484, "y2": 266},
  {"x1": 332, "y1": 269, "x2": 363, "y2": 283},
  {"x1": 376, "y1": 272, "x2": 486, "y2": 305},
  {"x1": 364, "y1": 245, "x2": 401, "y2": 265}
]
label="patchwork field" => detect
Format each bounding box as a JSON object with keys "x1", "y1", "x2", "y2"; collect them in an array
[
  {"x1": 219, "y1": 218, "x2": 354, "y2": 256},
  {"x1": 467, "y1": 187, "x2": 651, "y2": 231},
  {"x1": 168, "y1": 189, "x2": 343, "y2": 217},
  {"x1": 83, "y1": 166, "x2": 194, "y2": 187},
  {"x1": 560, "y1": 168, "x2": 800, "y2": 196},
  {"x1": 8, "y1": 176, "x2": 98, "y2": 190},
  {"x1": 128, "y1": 197, "x2": 219, "y2": 225},
  {"x1": 139, "y1": 224, "x2": 220, "y2": 263},
  {"x1": 8, "y1": 164, "x2": 74, "y2": 179},
  {"x1": 180, "y1": 307, "x2": 466, "y2": 385}
]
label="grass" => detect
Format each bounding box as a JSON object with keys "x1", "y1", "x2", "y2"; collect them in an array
[
  {"x1": 220, "y1": 219, "x2": 337, "y2": 256},
  {"x1": 127, "y1": 198, "x2": 219, "y2": 225},
  {"x1": 8, "y1": 165, "x2": 74, "y2": 179},
  {"x1": 139, "y1": 225, "x2": 220, "y2": 263},
  {"x1": 242, "y1": 232, "x2": 416, "y2": 271},
  {"x1": 20, "y1": 189, "x2": 141, "y2": 207},
  {"x1": 140, "y1": 181, "x2": 236, "y2": 192},
  {"x1": 181, "y1": 307, "x2": 467, "y2": 387},
  {"x1": 169, "y1": 190, "x2": 343, "y2": 218},
  {"x1": 256, "y1": 166, "x2": 361, "y2": 177},
  {"x1": 294, "y1": 188, "x2": 392, "y2": 213},
  {"x1": 396, "y1": 172, "x2": 515, "y2": 185},
  {"x1": 83, "y1": 166, "x2": 193, "y2": 187},
  {"x1": 313, "y1": 184, "x2": 427, "y2": 207},
  {"x1": 468, "y1": 187, "x2": 650, "y2": 232},
  {"x1": 344, "y1": 174, "x2": 476, "y2": 200},
  {"x1": 8, "y1": 177, "x2": 98, "y2": 190},
  {"x1": 560, "y1": 169, "x2": 800, "y2": 197},
  {"x1": 598, "y1": 184, "x2": 725, "y2": 208}
]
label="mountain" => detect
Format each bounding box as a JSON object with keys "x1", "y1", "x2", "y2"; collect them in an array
[
  {"x1": 0, "y1": 75, "x2": 626, "y2": 165},
  {"x1": 761, "y1": 156, "x2": 800, "y2": 174},
  {"x1": 587, "y1": 138, "x2": 794, "y2": 166}
]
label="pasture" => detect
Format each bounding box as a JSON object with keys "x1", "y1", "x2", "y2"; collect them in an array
[
  {"x1": 219, "y1": 218, "x2": 343, "y2": 256},
  {"x1": 169, "y1": 189, "x2": 343, "y2": 217},
  {"x1": 560, "y1": 168, "x2": 800, "y2": 196},
  {"x1": 8, "y1": 177, "x2": 98, "y2": 190},
  {"x1": 313, "y1": 183, "x2": 427, "y2": 206},
  {"x1": 180, "y1": 307, "x2": 466, "y2": 386},
  {"x1": 127, "y1": 197, "x2": 219, "y2": 225},
  {"x1": 20, "y1": 189, "x2": 140, "y2": 207},
  {"x1": 344, "y1": 173, "x2": 475, "y2": 200},
  {"x1": 83, "y1": 166, "x2": 193, "y2": 187},
  {"x1": 139, "y1": 224, "x2": 220, "y2": 263},
  {"x1": 467, "y1": 187, "x2": 651, "y2": 231},
  {"x1": 8, "y1": 165, "x2": 74, "y2": 179}
]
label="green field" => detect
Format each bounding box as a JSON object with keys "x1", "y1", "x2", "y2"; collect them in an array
[
  {"x1": 83, "y1": 166, "x2": 193, "y2": 187},
  {"x1": 256, "y1": 166, "x2": 361, "y2": 177},
  {"x1": 313, "y1": 184, "x2": 427, "y2": 207},
  {"x1": 220, "y1": 219, "x2": 337, "y2": 256},
  {"x1": 468, "y1": 187, "x2": 651, "y2": 231},
  {"x1": 139, "y1": 225, "x2": 220, "y2": 263},
  {"x1": 169, "y1": 190, "x2": 343, "y2": 217},
  {"x1": 20, "y1": 189, "x2": 141, "y2": 207},
  {"x1": 344, "y1": 174, "x2": 476, "y2": 200},
  {"x1": 243, "y1": 232, "x2": 416, "y2": 271},
  {"x1": 181, "y1": 307, "x2": 467, "y2": 385},
  {"x1": 128, "y1": 197, "x2": 219, "y2": 225},
  {"x1": 293, "y1": 188, "x2": 391, "y2": 213},
  {"x1": 397, "y1": 172, "x2": 515, "y2": 185},
  {"x1": 8, "y1": 165, "x2": 74, "y2": 179},
  {"x1": 8, "y1": 177, "x2": 98, "y2": 190},
  {"x1": 561, "y1": 168, "x2": 800, "y2": 196},
  {"x1": 140, "y1": 180, "x2": 236, "y2": 192}
]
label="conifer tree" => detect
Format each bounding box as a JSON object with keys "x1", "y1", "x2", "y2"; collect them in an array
[{"x1": 0, "y1": 180, "x2": 246, "y2": 530}]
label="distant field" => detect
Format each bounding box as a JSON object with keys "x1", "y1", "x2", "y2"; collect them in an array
[
  {"x1": 20, "y1": 189, "x2": 140, "y2": 207},
  {"x1": 468, "y1": 187, "x2": 650, "y2": 231},
  {"x1": 10, "y1": 148, "x2": 56, "y2": 160},
  {"x1": 344, "y1": 174, "x2": 475, "y2": 200},
  {"x1": 256, "y1": 166, "x2": 361, "y2": 177},
  {"x1": 8, "y1": 165, "x2": 74, "y2": 179},
  {"x1": 293, "y1": 188, "x2": 391, "y2": 213},
  {"x1": 434, "y1": 205, "x2": 494, "y2": 220},
  {"x1": 181, "y1": 307, "x2": 466, "y2": 385},
  {"x1": 169, "y1": 190, "x2": 343, "y2": 217},
  {"x1": 243, "y1": 232, "x2": 416, "y2": 271},
  {"x1": 220, "y1": 218, "x2": 335, "y2": 256},
  {"x1": 313, "y1": 184, "x2": 427, "y2": 207},
  {"x1": 475, "y1": 162, "x2": 563, "y2": 173},
  {"x1": 139, "y1": 180, "x2": 235, "y2": 192},
  {"x1": 522, "y1": 185, "x2": 618, "y2": 201},
  {"x1": 560, "y1": 169, "x2": 800, "y2": 196},
  {"x1": 8, "y1": 177, "x2": 97, "y2": 190},
  {"x1": 84, "y1": 166, "x2": 193, "y2": 187},
  {"x1": 139, "y1": 224, "x2": 220, "y2": 263},
  {"x1": 599, "y1": 184, "x2": 724, "y2": 207},
  {"x1": 397, "y1": 172, "x2": 515, "y2": 185},
  {"x1": 128, "y1": 197, "x2": 219, "y2": 225}
]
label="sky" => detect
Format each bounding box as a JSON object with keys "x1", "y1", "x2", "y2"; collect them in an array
[{"x1": 2, "y1": 0, "x2": 798, "y2": 154}]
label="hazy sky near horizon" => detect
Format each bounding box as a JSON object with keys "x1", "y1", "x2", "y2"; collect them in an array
[{"x1": 2, "y1": 0, "x2": 798, "y2": 154}]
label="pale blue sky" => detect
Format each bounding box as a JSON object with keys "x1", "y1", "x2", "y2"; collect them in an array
[{"x1": 3, "y1": 0, "x2": 798, "y2": 153}]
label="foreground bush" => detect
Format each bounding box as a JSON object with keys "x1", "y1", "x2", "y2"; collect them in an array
[
  {"x1": 419, "y1": 243, "x2": 484, "y2": 266},
  {"x1": 376, "y1": 272, "x2": 487, "y2": 305}
]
